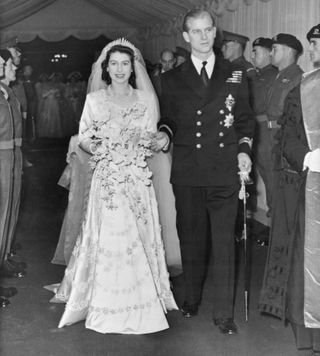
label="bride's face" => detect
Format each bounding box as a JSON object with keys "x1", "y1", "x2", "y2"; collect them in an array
[{"x1": 107, "y1": 51, "x2": 132, "y2": 85}]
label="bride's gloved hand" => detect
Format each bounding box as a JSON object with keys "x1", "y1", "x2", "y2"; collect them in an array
[{"x1": 150, "y1": 131, "x2": 169, "y2": 152}]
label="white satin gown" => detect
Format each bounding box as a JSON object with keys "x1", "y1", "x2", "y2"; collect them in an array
[{"x1": 49, "y1": 88, "x2": 177, "y2": 334}]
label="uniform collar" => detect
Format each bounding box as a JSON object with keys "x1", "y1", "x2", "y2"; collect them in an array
[
  {"x1": 278, "y1": 62, "x2": 302, "y2": 78},
  {"x1": 0, "y1": 82, "x2": 9, "y2": 100},
  {"x1": 257, "y1": 64, "x2": 277, "y2": 74},
  {"x1": 191, "y1": 52, "x2": 215, "y2": 78}
]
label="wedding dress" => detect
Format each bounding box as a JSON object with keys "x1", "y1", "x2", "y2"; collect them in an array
[
  {"x1": 49, "y1": 87, "x2": 177, "y2": 334},
  {"x1": 52, "y1": 139, "x2": 182, "y2": 276}
]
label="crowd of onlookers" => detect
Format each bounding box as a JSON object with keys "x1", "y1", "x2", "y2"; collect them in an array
[
  {"x1": 0, "y1": 40, "x2": 88, "y2": 307},
  {"x1": 13, "y1": 64, "x2": 87, "y2": 142}
]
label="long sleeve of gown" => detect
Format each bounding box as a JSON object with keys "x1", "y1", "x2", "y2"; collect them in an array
[{"x1": 78, "y1": 94, "x2": 94, "y2": 150}]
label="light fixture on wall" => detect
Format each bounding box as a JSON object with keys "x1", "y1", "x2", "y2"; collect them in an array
[{"x1": 50, "y1": 53, "x2": 68, "y2": 62}]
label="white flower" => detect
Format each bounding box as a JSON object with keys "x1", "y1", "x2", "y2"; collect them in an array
[{"x1": 224, "y1": 113, "x2": 234, "y2": 128}]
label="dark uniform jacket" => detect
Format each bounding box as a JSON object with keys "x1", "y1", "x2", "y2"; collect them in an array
[
  {"x1": 159, "y1": 56, "x2": 255, "y2": 187},
  {"x1": 266, "y1": 63, "x2": 303, "y2": 122},
  {"x1": 251, "y1": 64, "x2": 278, "y2": 115},
  {"x1": 0, "y1": 82, "x2": 22, "y2": 149},
  {"x1": 259, "y1": 86, "x2": 309, "y2": 321},
  {"x1": 232, "y1": 55, "x2": 257, "y2": 80},
  {"x1": 23, "y1": 79, "x2": 37, "y2": 118}
]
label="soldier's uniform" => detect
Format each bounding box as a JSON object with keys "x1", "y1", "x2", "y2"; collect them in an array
[
  {"x1": 251, "y1": 38, "x2": 278, "y2": 214},
  {"x1": 222, "y1": 31, "x2": 256, "y2": 80},
  {"x1": 262, "y1": 34, "x2": 303, "y2": 213},
  {"x1": 0, "y1": 82, "x2": 23, "y2": 269}
]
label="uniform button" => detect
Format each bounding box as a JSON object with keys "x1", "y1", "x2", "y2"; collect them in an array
[
  {"x1": 220, "y1": 121, "x2": 223, "y2": 125},
  {"x1": 219, "y1": 143, "x2": 224, "y2": 148},
  {"x1": 197, "y1": 110, "x2": 202, "y2": 115},
  {"x1": 196, "y1": 144, "x2": 202, "y2": 149},
  {"x1": 196, "y1": 132, "x2": 201, "y2": 137},
  {"x1": 219, "y1": 132, "x2": 224, "y2": 137},
  {"x1": 196, "y1": 121, "x2": 202, "y2": 126},
  {"x1": 219, "y1": 109, "x2": 224, "y2": 114}
]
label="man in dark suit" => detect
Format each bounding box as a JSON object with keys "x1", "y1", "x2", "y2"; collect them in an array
[
  {"x1": 154, "y1": 9, "x2": 254, "y2": 335},
  {"x1": 151, "y1": 49, "x2": 176, "y2": 97}
]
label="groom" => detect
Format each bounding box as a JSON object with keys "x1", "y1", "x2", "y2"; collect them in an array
[{"x1": 155, "y1": 9, "x2": 254, "y2": 334}]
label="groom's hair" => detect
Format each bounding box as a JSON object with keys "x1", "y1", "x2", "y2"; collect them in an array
[{"x1": 182, "y1": 9, "x2": 216, "y2": 33}]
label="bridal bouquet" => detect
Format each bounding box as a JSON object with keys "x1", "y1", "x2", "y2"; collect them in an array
[{"x1": 86, "y1": 107, "x2": 155, "y2": 210}]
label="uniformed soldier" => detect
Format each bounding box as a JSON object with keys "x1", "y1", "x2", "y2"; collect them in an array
[
  {"x1": 221, "y1": 31, "x2": 256, "y2": 243},
  {"x1": 251, "y1": 37, "x2": 278, "y2": 223},
  {"x1": 221, "y1": 30, "x2": 256, "y2": 80},
  {"x1": 0, "y1": 36, "x2": 22, "y2": 67},
  {"x1": 263, "y1": 34, "x2": 303, "y2": 214},
  {"x1": 267, "y1": 33, "x2": 304, "y2": 128},
  {"x1": 259, "y1": 24, "x2": 320, "y2": 355}
]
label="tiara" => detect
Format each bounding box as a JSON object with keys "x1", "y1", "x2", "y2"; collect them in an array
[{"x1": 102, "y1": 38, "x2": 137, "y2": 56}]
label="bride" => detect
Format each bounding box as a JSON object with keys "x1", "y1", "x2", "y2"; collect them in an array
[{"x1": 48, "y1": 39, "x2": 177, "y2": 334}]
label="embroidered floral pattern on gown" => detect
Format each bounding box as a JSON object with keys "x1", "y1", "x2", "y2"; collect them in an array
[{"x1": 50, "y1": 88, "x2": 177, "y2": 334}]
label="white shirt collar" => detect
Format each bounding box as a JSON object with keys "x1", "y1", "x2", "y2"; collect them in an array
[{"x1": 191, "y1": 52, "x2": 215, "y2": 78}]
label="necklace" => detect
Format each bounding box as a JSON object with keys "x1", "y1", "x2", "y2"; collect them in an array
[
  {"x1": 107, "y1": 85, "x2": 135, "y2": 108},
  {"x1": 107, "y1": 84, "x2": 133, "y2": 98}
]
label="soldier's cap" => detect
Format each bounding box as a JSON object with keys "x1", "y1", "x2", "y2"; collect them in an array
[
  {"x1": 272, "y1": 33, "x2": 303, "y2": 55},
  {"x1": 252, "y1": 37, "x2": 273, "y2": 50},
  {"x1": 306, "y1": 24, "x2": 320, "y2": 41},
  {"x1": 222, "y1": 31, "x2": 250, "y2": 46},
  {"x1": 0, "y1": 36, "x2": 19, "y2": 50},
  {"x1": 174, "y1": 46, "x2": 190, "y2": 59},
  {"x1": 0, "y1": 49, "x2": 13, "y2": 62}
]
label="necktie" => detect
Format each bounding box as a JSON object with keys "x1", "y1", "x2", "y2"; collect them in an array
[{"x1": 200, "y1": 61, "x2": 209, "y2": 87}]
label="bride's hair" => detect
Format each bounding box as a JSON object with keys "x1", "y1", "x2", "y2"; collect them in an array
[{"x1": 101, "y1": 45, "x2": 136, "y2": 88}]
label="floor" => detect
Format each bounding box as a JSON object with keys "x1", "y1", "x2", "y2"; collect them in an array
[{"x1": 0, "y1": 140, "x2": 299, "y2": 356}]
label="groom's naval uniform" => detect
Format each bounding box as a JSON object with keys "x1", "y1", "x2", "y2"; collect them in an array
[{"x1": 159, "y1": 53, "x2": 254, "y2": 320}]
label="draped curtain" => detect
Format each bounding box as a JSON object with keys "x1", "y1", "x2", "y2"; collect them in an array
[
  {"x1": 0, "y1": 0, "x2": 56, "y2": 29},
  {"x1": 1, "y1": 0, "x2": 319, "y2": 71}
]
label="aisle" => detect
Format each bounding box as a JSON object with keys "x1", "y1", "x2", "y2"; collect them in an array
[{"x1": 0, "y1": 143, "x2": 298, "y2": 356}]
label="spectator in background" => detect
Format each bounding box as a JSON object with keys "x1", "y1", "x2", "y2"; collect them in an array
[
  {"x1": 65, "y1": 71, "x2": 86, "y2": 127},
  {"x1": 151, "y1": 48, "x2": 176, "y2": 96},
  {"x1": 37, "y1": 72, "x2": 63, "y2": 138},
  {"x1": 0, "y1": 50, "x2": 26, "y2": 287},
  {"x1": 1, "y1": 37, "x2": 22, "y2": 67},
  {"x1": 12, "y1": 69, "x2": 28, "y2": 125},
  {"x1": 263, "y1": 34, "x2": 304, "y2": 215},
  {"x1": 250, "y1": 37, "x2": 278, "y2": 243},
  {"x1": 174, "y1": 46, "x2": 190, "y2": 67},
  {"x1": 259, "y1": 24, "x2": 320, "y2": 355},
  {"x1": 222, "y1": 30, "x2": 256, "y2": 80},
  {"x1": 22, "y1": 64, "x2": 37, "y2": 142}
]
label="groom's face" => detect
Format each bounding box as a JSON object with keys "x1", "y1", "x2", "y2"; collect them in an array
[{"x1": 183, "y1": 12, "x2": 216, "y2": 58}]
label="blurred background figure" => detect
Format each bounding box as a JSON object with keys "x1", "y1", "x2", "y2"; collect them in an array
[
  {"x1": 22, "y1": 64, "x2": 37, "y2": 143},
  {"x1": 222, "y1": 30, "x2": 256, "y2": 80},
  {"x1": 174, "y1": 46, "x2": 190, "y2": 67},
  {"x1": 250, "y1": 37, "x2": 278, "y2": 243},
  {"x1": 3, "y1": 37, "x2": 22, "y2": 67},
  {"x1": 35, "y1": 73, "x2": 49, "y2": 126},
  {"x1": 65, "y1": 71, "x2": 86, "y2": 130},
  {"x1": 151, "y1": 48, "x2": 176, "y2": 96},
  {"x1": 37, "y1": 72, "x2": 63, "y2": 138},
  {"x1": 0, "y1": 50, "x2": 26, "y2": 291}
]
